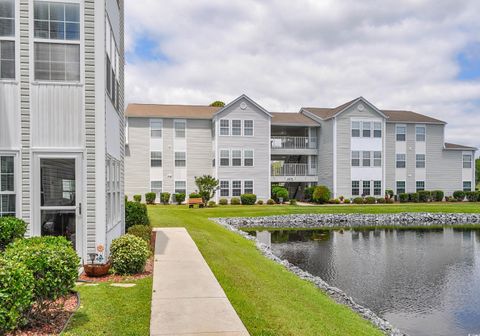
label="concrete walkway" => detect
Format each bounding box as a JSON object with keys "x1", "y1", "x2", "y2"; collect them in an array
[{"x1": 151, "y1": 228, "x2": 250, "y2": 336}]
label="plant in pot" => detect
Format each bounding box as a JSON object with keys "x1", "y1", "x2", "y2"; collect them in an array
[{"x1": 83, "y1": 251, "x2": 111, "y2": 277}]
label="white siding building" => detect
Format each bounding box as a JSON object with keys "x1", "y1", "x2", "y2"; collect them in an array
[{"x1": 0, "y1": 0, "x2": 125, "y2": 262}]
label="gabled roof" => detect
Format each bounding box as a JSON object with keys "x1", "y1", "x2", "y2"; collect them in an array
[
  {"x1": 444, "y1": 143, "x2": 477, "y2": 150},
  {"x1": 125, "y1": 103, "x2": 220, "y2": 119},
  {"x1": 213, "y1": 94, "x2": 272, "y2": 118},
  {"x1": 302, "y1": 97, "x2": 388, "y2": 120},
  {"x1": 382, "y1": 110, "x2": 446, "y2": 124},
  {"x1": 271, "y1": 112, "x2": 320, "y2": 126}
]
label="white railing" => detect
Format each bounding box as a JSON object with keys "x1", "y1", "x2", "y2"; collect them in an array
[
  {"x1": 271, "y1": 163, "x2": 317, "y2": 176},
  {"x1": 271, "y1": 136, "x2": 317, "y2": 150}
]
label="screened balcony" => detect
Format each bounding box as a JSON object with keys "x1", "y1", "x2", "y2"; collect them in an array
[{"x1": 271, "y1": 136, "x2": 317, "y2": 150}]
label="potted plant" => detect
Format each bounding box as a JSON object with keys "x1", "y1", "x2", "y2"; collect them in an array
[{"x1": 83, "y1": 253, "x2": 111, "y2": 277}]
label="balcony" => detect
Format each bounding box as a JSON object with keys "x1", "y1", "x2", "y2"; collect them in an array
[
  {"x1": 271, "y1": 136, "x2": 317, "y2": 155},
  {"x1": 271, "y1": 163, "x2": 318, "y2": 182}
]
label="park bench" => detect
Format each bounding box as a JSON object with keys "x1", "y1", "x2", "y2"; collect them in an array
[{"x1": 188, "y1": 198, "x2": 205, "y2": 208}]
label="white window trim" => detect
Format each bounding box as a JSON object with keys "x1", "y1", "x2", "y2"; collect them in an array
[
  {"x1": 150, "y1": 118, "x2": 163, "y2": 139},
  {"x1": 243, "y1": 120, "x2": 254, "y2": 137},
  {"x1": 0, "y1": 152, "x2": 19, "y2": 217},
  {"x1": 150, "y1": 151, "x2": 162, "y2": 167},
  {"x1": 219, "y1": 149, "x2": 230, "y2": 167},
  {"x1": 174, "y1": 180, "x2": 187, "y2": 195},
  {"x1": 174, "y1": 151, "x2": 186, "y2": 168},
  {"x1": 463, "y1": 153, "x2": 473, "y2": 169},
  {"x1": 396, "y1": 124, "x2": 407, "y2": 142},
  {"x1": 396, "y1": 181, "x2": 406, "y2": 194},
  {"x1": 416, "y1": 154, "x2": 426, "y2": 169},
  {"x1": 218, "y1": 119, "x2": 254, "y2": 137},
  {"x1": 415, "y1": 125, "x2": 426, "y2": 142},
  {"x1": 173, "y1": 119, "x2": 186, "y2": 139},
  {"x1": 243, "y1": 149, "x2": 254, "y2": 167},
  {"x1": 396, "y1": 153, "x2": 406, "y2": 168}
]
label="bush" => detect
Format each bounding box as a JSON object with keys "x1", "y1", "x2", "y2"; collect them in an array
[
  {"x1": 272, "y1": 186, "x2": 289, "y2": 203},
  {"x1": 110, "y1": 234, "x2": 150, "y2": 275},
  {"x1": 432, "y1": 190, "x2": 444, "y2": 202},
  {"x1": 0, "y1": 257, "x2": 34, "y2": 334},
  {"x1": 353, "y1": 197, "x2": 364, "y2": 205},
  {"x1": 174, "y1": 193, "x2": 186, "y2": 205},
  {"x1": 385, "y1": 190, "x2": 394, "y2": 199},
  {"x1": 267, "y1": 199, "x2": 275, "y2": 205},
  {"x1": 386, "y1": 198, "x2": 395, "y2": 204},
  {"x1": 5, "y1": 237, "x2": 79, "y2": 301},
  {"x1": 127, "y1": 225, "x2": 152, "y2": 243},
  {"x1": 344, "y1": 198, "x2": 351, "y2": 204},
  {"x1": 465, "y1": 191, "x2": 478, "y2": 202},
  {"x1": 377, "y1": 198, "x2": 386, "y2": 204},
  {"x1": 257, "y1": 200, "x2": 264, "y2": 205},
  {"x1": 219, "y1": 198, "x2": 228, "y2": 205},
  {"x1": 125, "y1": 201, "x2": 149, "y2": 230},
  {"x1": 230, "y1": 197, "x2": 241, "y2": 205},
  {"x1": 208, "y1": 201, "x2": 216, "y2": 207},
  {"x1": 399, "y1": 193, "x2": 409, "y2": 203},
  {"x1": 418, "y1": 191, "x2": 431, "y2": 203},
  {"x1": 133, "y1": 194, "x2": 142, "y2": 203},
  {"x1": 160, "y1": 192, "x2": 171, "y2": 205},
  {"x1": 290, "y1": 199, "x2": 297, "y2": 205},
  {"x1": 0, "y1": 217, "x2": 27, "y2": 250},
  {"x1": 365, "y1": 196, "x2": 376, "y2": 204},
  {"x1": 240, "y1": 194, "x2": 257, "y2": 205},
  {"x1": 145, "y1": 192, "x2": 156, "y2": 205},
  {"x1": 304, "y1": 186, "x2": 316, "y2": 201},
  {"x1": 453, "y1": 190, "x2": 466, "y2": 202},
  {"x1": 312, "y1": 186, "x2": 331, "y2": 204},
  {"x1": 189, "y1": 193, "x2": 202, "y2": 199},
  {"x1": 409, "y1": 193, "x2": 419, "y2": 203}
]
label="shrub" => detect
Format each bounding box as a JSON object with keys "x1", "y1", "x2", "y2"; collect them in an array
[
  {"x1": 208, "y1": 201, "x2": 216, "y2": 207},
  {"x1": 290, "y1": 199, "x2": 297, "y2": 205},
  {"x1": 267, "y1": 199, "x2": 275, "y2": 205},
  {"x1": 312, "y1": 186, "x2": 331, "y2": 204},
  {"x1": 274, "y1": 188, "x2": 289, "y2": 203},
  {"x1": 0, "y1": 257, "x2": 34, "y2": 334},
  {"x1": 160, "y1": 192, "x2": 171, "y2": 205},
  {"x1": 386, "y1": 198, "x2": 395, "y2": 204},
  {"x1": 0, "y1": 217, "x2": 27, "y2": 250},
  {"x1": 133, "y1": 194, "x2": 142, "y2": 202},
  {"x1": 333, "y1": 199, "x2": 341, "y2": 204},
  {"x1": 230, "y1": 197, "x2": 241, "y2": 205},
  {"x1": 257, "y1": 200, "x2": 264, "y2": 205},
  {"x1": 304, "y1": 186, "x2": 316, "y2": 201},
  {"x1": 174, "y1": 193, "x2": 186, "y2": 205},
  {"x1": 465, "y1": 191, "x2": 478, "y2": 202},
  {"x1": 145, "y1": 192, "x2": 156, "y2": 205},
  {"x1": 453, "y1": 190, "x2": 466, "y2": 202},
  {"x1": 195, "y1": 175, "x2": 220, "y2": 204},
  {"x1": 110, "y1": 234, "x2": 150, "y2": 275},
  {"x1": 418, "y1": 191, "x2": 431, "y2": 203},
  {"x1": 353, "y1": 197, "x2": 364, "y2": 205},
  {"x1": 385, "y1": 190, "x2": 394, "y2": 199},
  {"x1": 127, "y1": 225, "x2": 152, "y2": 243},
  {"x1": 189, "y1": 193, "x2": 202, "y2": 199},
  {"x1": 409, "y1": 193, "x2": 419, "y2": 203},
  {"x1": 344, "y1": 198, "x2": 351, "y2": 204},
  {"x1": 219, "y1": 198, "x2": 228, "y2": 205},
  {"x1": 125, "y1": 201, "x2": 149, "y2": 230},
  {"x1": 365, "y1": 197, "x2": 376, "y2": 204},
  {"x1": 399, "y1": 193, "x2": 409, "y2": 203},
  {"x1": 377, "y1": 198, "x2": 386, "y2": 204},
  {"x1": 124, "y1": 195, "x2": 128, "y2": 202},
  {"x1": 241, "y1": 194, "x2": 257, "y2": 205},
  {"x1": 5, "y1": 237, "x2": 79, "y2": 302},
  {"x1": 432, "y1": 190, "x2": 444, "y2": 202}
]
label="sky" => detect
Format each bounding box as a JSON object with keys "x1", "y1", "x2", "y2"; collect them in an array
[{"x1": 125, "y1": 0, "x2": 480, "y2": 149}]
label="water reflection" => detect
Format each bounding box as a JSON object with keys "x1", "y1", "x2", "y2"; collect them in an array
[{"x1": 248, "y1": 228, "x2": 480, "y2": 336}]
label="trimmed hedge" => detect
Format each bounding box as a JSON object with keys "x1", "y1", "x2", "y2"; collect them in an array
[
  {"x1": 230, "y1": 197, "x2": 241, "y2": 205},
  {"x1": 267, "y1": 199, "x2": 275, "y2": 205},
  {"x1": 418, "y1": 191, "x2": 431, "y2": 202},
  {"x1": 408, "y1": 193, "x2": 419, "y2": 203},
  {"x1": 127, "y1": 225, "x2": 152, "y2": 243},
  {"x1": 304, "y1": 186, "x2": 316, "y2": 201},
  {"x1": 240, "y1": 194, "x2": 257, "y2": 205},
  {"x1": 110, "y1": 234, "x2": 150, "y2": 275},
  {"x1": 344, "y1": 198, "x2": 351, "y2": 204},
  {"x1": 377, "y1": 198, "x2": 386, "y2": 204},
  {"x1": 364, "y1": 197, "x2": 376, "y2": 204},
  {"x1": 271, "y1": 186, "x2": 289, "y2": 203},
  {"x1": 133, "y1": 194, "x2": 142, "y2": 202},
  {"x1": 208, "y1": 201, "x2": 216, "y2": 207},
  {"x1": 290, "y1": 199, "x2": 297, "y2": 205},
  {"x1": 257, "y1": 200, "x2": 264, "y2": 205},
  {"x1": 0, "y1": 217, "x2": 27, "y2": 251},
  {"x1": 312, "y1": 186, "x2": 331, "y2": 204},
  {"x1": 219, "y1": 198, "x2": 228, "y2": 205},
  {"x1": 145, "y1": 192, "x2": 156, "y2": 205},
  {"x1": 4, "y1": 236, "x2": 79, "y2": 301},
  {"x1": 432, "y1": 190, "x2": 444, "y2": 202},
  {"x1": 174, "y1": 193, "x2": 186, "y2": 205},
  {"x1": 466, "y1": 191, "x2": 479, "y2": 202},
  {"x1": 160, "y1": 192, "x2": 171, "y2": 205},
  {"x1": 125, "y1": 201, "x2": 149, "y2": 230},
  {"x1": 453, "y1": 190, "x2": 465, "y2": 202},
  {"x1": 189, "y1": 193, "x2": 202, "y2": 199},
  {"x1": 353, "y1": 197, "x2": 364, "y2": 205},
  {"x1": 399, "y1": 193, "x2": 409, "y2": 203}
]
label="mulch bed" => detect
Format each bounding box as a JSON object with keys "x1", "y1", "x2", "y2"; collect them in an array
[
  {"x1": 8, "y1": 293, "x2": 79, "y2": 336},
  {"x1": 78, "y1": 256, "x2": 153, "y2": 283}
]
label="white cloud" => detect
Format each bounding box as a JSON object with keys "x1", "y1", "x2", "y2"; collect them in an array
[{"x1": 125, "y1": 0, "x2": 480, "y2": 148}]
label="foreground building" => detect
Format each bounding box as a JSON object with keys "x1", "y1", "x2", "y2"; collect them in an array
[
  {"x1": 125, "y1": 95, "x2": 476, "y2": 202},
  {"x1": 0, "y1": 0, "x2": 125, "y2": 262}
]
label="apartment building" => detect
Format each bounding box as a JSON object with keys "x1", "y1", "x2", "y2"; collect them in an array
[
  {"x1": 0, "y1": 0, "x2": 125, "y2": 262},
  {"x1": 125, "y1": 95, "x2": 476, "y2": 202}
]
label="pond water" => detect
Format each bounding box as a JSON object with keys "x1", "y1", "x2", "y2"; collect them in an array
[{"x1": 250, "y1": 228, "x2": 480, "y2": 336}]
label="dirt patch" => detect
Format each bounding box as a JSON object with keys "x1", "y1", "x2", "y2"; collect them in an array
[{"x1": 78, "y1": 257, "x2": 153, "y2": 283}]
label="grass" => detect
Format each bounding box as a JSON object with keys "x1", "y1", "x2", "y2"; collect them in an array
[{"x1": 63, "y1": 277, "x2": 152, "y2": 336}]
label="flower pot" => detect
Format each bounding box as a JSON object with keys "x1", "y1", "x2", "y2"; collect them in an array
[{"x1": 83, "y1": 262, "x2": 111, "y2": 277}]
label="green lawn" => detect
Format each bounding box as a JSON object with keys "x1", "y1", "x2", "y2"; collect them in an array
[{"x1": 63, "y1": 277, "x2": 152, "y2": 336}]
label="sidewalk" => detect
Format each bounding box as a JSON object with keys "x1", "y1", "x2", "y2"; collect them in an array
[{"x1": 150, "y1": 227, "x2": 250, "y2": 336}]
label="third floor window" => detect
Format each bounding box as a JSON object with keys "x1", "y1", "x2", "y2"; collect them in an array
[{"x1": 0, "y1": 0, "x2": 15, "y2": 79}]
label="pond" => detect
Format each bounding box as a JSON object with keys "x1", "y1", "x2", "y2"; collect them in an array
[{"x1": 250, "y1": 228, "x2": 480, "y2": 336}]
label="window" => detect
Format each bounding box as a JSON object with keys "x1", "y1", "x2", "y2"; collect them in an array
[
  {"x1": 105, "y1": 158, "x2": 121, "y2": 228},
  {"x1": 220, "y1": 180, "x2": 229, "y2": 197},
  {"x1": 463, "y1": 154, "x2": 472, "y2": 169},
  {"x1": 232, "y1": 150, "x2": 242, "y2": 166},
  {"x1": 416, "y1": 126, "x2": 426, "y2": 142},
  {"x1": 151, "y1": 151, "x2": 162, "y2": 167},
  {"x1": 220, "y1": 119, "x2": 229, "y2": 136},
  {"x1": 150, "y1": 120, "x2": 162, "y2": 138},
  {"x1": 244, "y1": 120, "x2": 253, "y2": 136},
  {"x1": 351, "y1": 121, "x2": 360, "y2": 137},
  {"x1": 244, "y1": 150, "x2": 254, "y2": 166},
  {"x1": 174, "y1": 120, "x2": 186, "y2": 138},
  {"x1": 0, "y1": 0, "x2": 14, "y2": 37},
  {"x1": 151, "y1": 181, "x2": 162, "y2": 201},
  {"x1": 396, "y1": 181, "x2": 406, "y2": 194},
  {"x1": 374, "y1": 181, "x2": 382, "y2": 196},
  {"x1": 0, "y1": 41, "x2": 14, "y2": 79},
  {"x1": 374, "y1": 151, "x2": 382, "y2": 167},
  {"x1": 174, "y1": 181, "x2": 186, "y2": 194},
  {"x1": 105, "y1": 16, "x2": 120, "y2": 108},
  {"x1": 352, "y1": 181, "x2": 360, "y2": 196},
  {"x1": 374, "y1": 122, "x2": 382, "y2": 138},
  {"x1": 362, "y1": 181, "x2": 371, "y2": 196},
  {"x1": 175, "y1": 152, "x2": 186, "y2": 167},
  {"x1": 0, "y1": 155, "x2": 15, "y2": 217},
  {"x1": 220, "y1": 150, "x2": 229, "y2": 166},
  {"x1": 363, "y1": 151, "x2": 371, "y2": 167},
  {"x1": 232, "y1": 180, "x2": 241, "y2": 196},
  {"x1": 33, "y1": 1, "x2": 80, "y2": 82},
  {"x1": 244, "y1": 180, "x2": 254, "y2": 194},
  {"x1": 396, "y1": 154, "x2": 406, "y2": 168},
  {"x1": 416, "y1": 154, "x2": 425, "y2": 168},
  {"x1": 396, "y1": 125, "x2": 406, "y2": 141},
  {"x1": 416, "y1": 181, "x2": 425, "y2": 192},
  {"x1": 362, "y1": 122, "x2": 371, "y2": 138},
  {"x1": 232, "y1": 120, "x2": 241, "y2": 136},
  {"x1": 463, "y1": 181, "x2": 472, "y2": 192},
  {"x1": 351, "y1": 151, "x2": 360, "y2": 167}
]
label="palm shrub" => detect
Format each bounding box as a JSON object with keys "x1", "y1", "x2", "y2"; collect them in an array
[
  {"x1": 432, "y1": 190, "x2": 444, "y2": 202},
  {"x1": 133, "y1": 194, "x2": 142, "y2": 202},
  {"x1": 125, "y1": 201, "x2": 149, "y2": 230},
  {"x1": 0, "y1": 257, "x2": 34, "y2": 334},
  {"x1": 160, "y1": 192, "x2": 171, "y2": 205},
  {"x1": 241, "y1": 194, "x2": 257, "y2": 205},
  {"x1": 0, "y1": 217, "x2": 27, "y2": 251},
  {"x1": 127, "y1": 225, "x2": 152, "y2": 243},
  {"x1": 145, "y1": 192, "x2": 156, "y2": 205},
  {"x1": 110, "y1": 234, "x2": 150, "y2": 275},
  {"x1": 453, "y1": 190, "x2": 466, "y2": 202},
  {"x1": 312, "y1": 186, "x2": 331, "y2": 204},
  {"x1": 174, "y1": 193, "x2": 186, "y2": 205},
  {"x1": 4, "y1": 236, "x2": 79, "y2": 302}
]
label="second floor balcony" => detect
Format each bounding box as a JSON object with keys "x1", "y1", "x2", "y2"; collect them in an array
[
  {"x1": 271, "y1": 136, "x2": 317, "y2": 151},
  {"x1": 271, "y1": 163, "x2": 318, "y2": 182}
]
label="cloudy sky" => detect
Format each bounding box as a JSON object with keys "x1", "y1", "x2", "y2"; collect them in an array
[{"x1": 125, "y1": 0, "x2": 480, "y2": 149}]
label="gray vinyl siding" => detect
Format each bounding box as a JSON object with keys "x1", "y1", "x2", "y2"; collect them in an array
[
  {"x1": 317, "y1": 120, "x2": 334, "y2": 191},
  {"x1": 162, "y1": 119, "x2": 174, "y2": 194},
  {"x1": 186, "y1": 120, "x2": 213, "y2": 193},
  {"x1": 385, "y1": 123, "x2": 396, "y2": 191},
  {"x1": 0, "y1": 83, "x2": 20, "y2": 148},
  {"x1": 406, "y1": 124, "x2": 416, "y2": 192}
]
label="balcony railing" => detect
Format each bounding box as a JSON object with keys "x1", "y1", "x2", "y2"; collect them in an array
[
  {"x1": 271, "y1": 163, "x2": 317, "y2": 177},
  {"x1": 271, "y1": 136, "x2": 317, "y2": 150}
]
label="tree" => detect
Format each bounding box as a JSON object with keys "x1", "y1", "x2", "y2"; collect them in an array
[
  {"x1": 476, "y1": 158, "x2": 480, "y2": 188},
  {"x1": 195, "y1": 175, "x2": 220, "y2": 204},
  {"x1": 210, "y1": 101, "x2": 225, "y2": 107}
]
